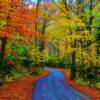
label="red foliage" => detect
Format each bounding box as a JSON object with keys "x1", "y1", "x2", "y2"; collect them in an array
[{"x1": 0, "y1": 71, "x2": 49, "y2": 100}]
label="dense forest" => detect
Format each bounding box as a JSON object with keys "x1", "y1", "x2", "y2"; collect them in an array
[{"x1": 0, "y1": 0, "x2": 100, "y2": 89}]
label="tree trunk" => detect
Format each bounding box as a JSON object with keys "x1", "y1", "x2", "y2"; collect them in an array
[
  {"x1": 0, "y1": 36, "x2": 7, "y2": 64},
  {"x1": 70, "y1": 39, "x2": 76, "y2": 80}
]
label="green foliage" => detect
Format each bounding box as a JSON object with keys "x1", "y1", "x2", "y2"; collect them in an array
[
  {"x1": 7, "y1": 43, "x2": 30, "y2": 66},
  {"x1": 57, "y1": 57, "x2": 68, "y2": 68},
  {"x1": 0, "y1": 19, "x2": 6, "y2": 27},
  {"x1": 76, "y1": 78, "x2": 88, "y2": 86},
  {"x1": 0, "y1": 62, "x2": 14, "y2": 86},
  {"x1": 77, "y1": 64, "x2": 85, "y2": 77},
  {"x1": 9, "y1": 67, "x2": 30, "y2": 80},
  {"x1": 96, "y1": 82, "x2": 100, "y2": 88},
  {"x1": 46, "y1": 54, "x2": 57, "y2": 67},
  {"x1": 28, "y1": 45, "x2": 44, "y2": 67}
]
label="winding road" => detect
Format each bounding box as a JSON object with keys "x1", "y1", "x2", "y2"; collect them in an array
[{"x1": 32, "y1": 68, "x2": 91, "y2": 100}]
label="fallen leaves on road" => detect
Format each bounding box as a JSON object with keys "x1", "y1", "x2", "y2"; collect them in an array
[
  {"x1": 0, "y1": 71, "x2": 49, "y2": 100},
  {"x1": 67, "y1": 80, "x2": 100, "y2": 100},
  {"x1": 63, "y1": 69, "x2": 100, "y2": 100}
]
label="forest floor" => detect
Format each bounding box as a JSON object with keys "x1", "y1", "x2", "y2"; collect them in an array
[
  {"x1": 58, "y1": 69, "x2": 100, "y2": 100},
  {"x1": 0, "y1": 71, "x2": 49, "y2": 100}
]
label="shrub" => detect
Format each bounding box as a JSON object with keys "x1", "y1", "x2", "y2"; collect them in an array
[{"x1": 0, "y1": 62, "x2": 14, "y2": 86}]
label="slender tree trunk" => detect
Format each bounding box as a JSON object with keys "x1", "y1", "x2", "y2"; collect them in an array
[
  {"x1": 0, "y1": 36, "x2": 7, "y2": 64},
  {"x1": 70, "y1": 39, "x2": 77, "y2": 80}
]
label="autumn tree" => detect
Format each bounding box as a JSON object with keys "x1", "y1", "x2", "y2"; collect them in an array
[
  {"x1": 0, "y1": 0, "x2": 38, "y2": 64},
  {"x1": 55, "y1": 0, "x2": 78, "y2": 80}
]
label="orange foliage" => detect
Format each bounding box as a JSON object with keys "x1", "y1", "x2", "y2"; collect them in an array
[{"x1": 0, "y1": 0, "x2": 40, "y2": 40}]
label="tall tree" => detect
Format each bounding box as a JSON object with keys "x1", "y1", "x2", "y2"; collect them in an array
[{"x1": 0, "y1": 0, "x2": 38, "y2": 64}]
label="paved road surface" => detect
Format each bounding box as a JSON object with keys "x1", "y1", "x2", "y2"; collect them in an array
[{"x1": 32, "y1": 68, "x2": 91, "y2": 100}]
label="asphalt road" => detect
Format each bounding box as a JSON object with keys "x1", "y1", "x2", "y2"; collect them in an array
[{"x1": 32, "y1": 68, "x2": 91, "y2": 100}]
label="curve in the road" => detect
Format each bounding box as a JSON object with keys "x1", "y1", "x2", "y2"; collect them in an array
[{"x1": 32, "y1": 68, "x2": 91, "y2": 100}]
